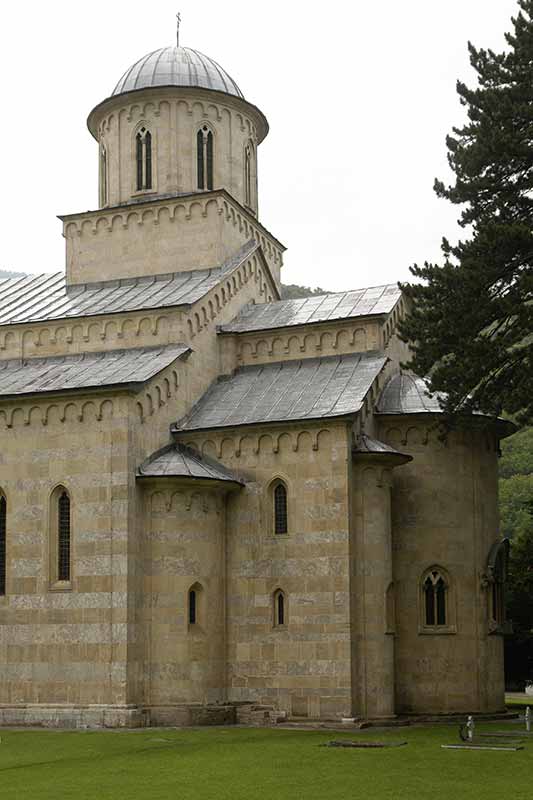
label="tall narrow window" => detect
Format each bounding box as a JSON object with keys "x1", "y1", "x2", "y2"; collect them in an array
[
  {"x1": 197, "y1": 129, "x2": 204, "y2": 189},
  {"x1": 145, "y1": 131, "x2": 152, "y2": 190},
  {"x1": 136, "y1": 132, "x2": 143, "y2": 191},
  {"x1": 100, "y1": 145, "x2": 108, "y2": 207},
  {"x1": 274, "y1": 590, "x2": 286, "y2": 627},
  {"x1": 423, "y1": 570, "x2": 447, "y2": 627},
  {"x1": 274, "y1": 482, "x2": 288, "y2": 535},
  {"x1": 244, "y1": 143, "x2": 253, "y2": 207},
  {"x1": 57, "y1": 491, "x2": 71, "y2": 582},
  {"x1": 136, "y1": 127, "x2": 152, "y2": 192},
  {"x1": 0, "y1": 495, "x2": 6, "y2": 596},
  {"x1": 197, "y1": 126, "x2": 214, "y2": 190},
  {"x1": 189, "y1": 588, "x2": 197, "y2": 625},
  {"x1": 206, "y1": 130, "x2": 213, "y2": 190}
]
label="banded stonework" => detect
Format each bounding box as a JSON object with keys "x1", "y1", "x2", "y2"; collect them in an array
[{"x1": 0, "y1": 39, "x2": 510, "y2": 729}]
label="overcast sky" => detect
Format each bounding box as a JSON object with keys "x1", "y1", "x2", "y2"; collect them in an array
[{"x1": 0, "y1": 0, "x2": 519, "y2": 291}]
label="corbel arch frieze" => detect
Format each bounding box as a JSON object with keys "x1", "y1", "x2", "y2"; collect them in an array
[
  {"x1": 7, "y1": 311, "x2": 173, "y2": 358},
  {"x1": 63, "y1": 195, "x2": 225, "y2": 239},
  {"x1": 147, "y1": 487, "x2": 218, "y2": 516},
  {"x1": 181, "y1": 426, "x2": 332, "y2": 462},
  {"x1": 0, "y1": 398, "x2": 115, "y2": 429}
]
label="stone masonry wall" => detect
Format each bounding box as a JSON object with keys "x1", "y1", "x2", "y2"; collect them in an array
[
  {"x1": 178, "y1": 421, "x2": 354, "y2": 720},
  {"x1": 379, "y1": 418, "x2": 505, "y2": 714}
]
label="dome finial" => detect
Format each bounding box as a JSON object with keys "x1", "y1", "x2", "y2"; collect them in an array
[{"x1": 176, "y1": 12, "x2": 182, "y2": 47}]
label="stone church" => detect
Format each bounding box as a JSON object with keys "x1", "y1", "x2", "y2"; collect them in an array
[{"x1": 0, "y1": 42, "x2": 511, "y2": 727}]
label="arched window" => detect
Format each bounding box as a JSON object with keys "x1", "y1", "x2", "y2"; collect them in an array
[
  {"x1": 57, "y1": 490, "x2": 70, "y2": 581},
  {"x1": 274, "y1": 589, "x2": 286, "y2": 627},
  {"x1": 423, "y1": 569, "x2": 447, "y2": 627},
  {"x1": 136, "y1": 127, "x2": 152, "y2": 192},
  {"x1": 273, "y1": 482, "x2": 288, "y2": 535},
  {"x1": 188, "y1": 582, "x2": 203, "y2": 627},
  {"x1": 197, "y1": 126, "x2": 214, "y2": 190},
  {"x1": 189, "y1": 588, "x2": 197, "y2": 625},
  {"x1": 49, "y1": 486, "x2": 73, "y2": 587},
  {"x1": 57, "y1": 490, "x2": 71, "y2": 582},
  {"x1": 0, "y1": 493, "x2": 6, "y2": 596}
]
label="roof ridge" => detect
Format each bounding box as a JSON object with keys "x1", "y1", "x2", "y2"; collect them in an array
[{"x1": 0, "y1": 342, "x2": 189, "y2": 369}]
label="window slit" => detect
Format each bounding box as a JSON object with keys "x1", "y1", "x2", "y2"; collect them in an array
[
  {"x1": 197, "y1": 129, "x2": 204, "y2": 189},
  {"x1": 145, "y1": 131, "x2": 152, "y2": 190},
  {"x1": 57, "y1": 491, "x2": 71, "y2": 582},
  {"x1": 274, "y1": 483, "x2": 288, "y2": 535},
  {"x1": 189, "y1": 589, "x2": 197, "y2": 625},
  {"x1": 206, "y1": 131, "x2": 213, "y2": 190}
]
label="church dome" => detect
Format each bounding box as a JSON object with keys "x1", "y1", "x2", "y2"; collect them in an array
[{"x1": 112, "y1": 46, "x2": 244, "y2": 99}]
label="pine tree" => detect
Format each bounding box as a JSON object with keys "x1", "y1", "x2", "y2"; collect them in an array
[{"x1": 400, "y1": 1, "x2": 533, "y2": 424}]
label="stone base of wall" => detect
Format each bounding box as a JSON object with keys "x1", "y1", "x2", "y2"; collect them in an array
[
  {"x1": 235, "y1": 703, "x2": 287, "y2": 726},
  {"x1": 0, "y1": 702, "x2": 287, "y2": 729},
  {"x1": 145, "y1": 704, "x2": 237, "y2": 727},
  {"x1": 0, "y1": 704, "x2": 147, "y2": 729}
]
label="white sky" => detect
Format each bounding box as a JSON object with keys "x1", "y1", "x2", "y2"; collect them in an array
[{"x1": 0, "y1": 0, "x2": 519, "y2": 291}]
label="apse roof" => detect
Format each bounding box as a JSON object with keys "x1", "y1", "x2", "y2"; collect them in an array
[
  {"x1": 137, "y1": 444, "x2": 244, "y2": 484},
  {"x1": 353, "y1": 433, "x2": 412, "y2": 463},
  {"x1": 219, "y1": 284, "x2": 402, "y2": 334},
  {"x1": 173, "y1": 352, "x2": 387, "y2": 432},
  {"x1": 0, "y1": 344, "x2": 189, "y2": 398},
  {"x1": 376, "y1": 372, "x2": 444, "y2": 415},
  {"x1": 112, "y1": 46, "x2": 244, "y2": 99},
  {"x1": 0, "y1": 242, "x2": 257, "y2": 326}
]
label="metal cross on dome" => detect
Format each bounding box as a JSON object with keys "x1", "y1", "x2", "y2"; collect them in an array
[{"x1": 176, "y1": 12, "x2": 182, "y2": 47}]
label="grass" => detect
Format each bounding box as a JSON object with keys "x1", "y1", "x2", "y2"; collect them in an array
[
  {"x1": 506, "y1": 698, "x2": 532, "y2": 709},
  {"x1": 1, "y1": 722, "x2": 532, "y2": 800}
]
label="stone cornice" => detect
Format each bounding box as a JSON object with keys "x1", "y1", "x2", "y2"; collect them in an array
[
  {"x1": 58, "y1": 188, "x2": 286, "y2": 254},
  {"x1": 87, "y1": 85, "x2": 269, "y2": 143}
]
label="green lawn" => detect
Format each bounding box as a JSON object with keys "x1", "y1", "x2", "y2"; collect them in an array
[{"x1": 1, "y1": 722, "x2": 532, "y2": 800}]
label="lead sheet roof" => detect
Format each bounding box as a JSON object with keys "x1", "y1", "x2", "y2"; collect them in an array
[
  {"x1": 376, "y1": 372, "x2": 444, "y2": 414},
  {"x1": 175, "y1": 352, "x2": 387, "y2": 432},
  {"x1": 138, "y1": 444, "x2": 243, "y2": 484},
  {"x1": 0, "y1": 242, "x2": 257, "y2": 326},
  {"x1": 0, "y1": 344, "x2": 189, "y2": 397},
  {"x1": 220, "y1": 284, "x2": 401, "y2": 334}
]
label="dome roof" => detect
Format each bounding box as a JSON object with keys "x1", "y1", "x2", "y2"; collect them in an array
[{"x1": 112, "y1": 46, "x2": 244, "y2": 99}]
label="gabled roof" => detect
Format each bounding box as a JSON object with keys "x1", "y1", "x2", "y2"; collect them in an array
[
  {"x1": 0, "y1": 344, "x2": 189, "y2": 398},
  {"x1": 137, "y1": 444, "x2": 244, "y2": 485},
  {"x1": 219, "y1": 284, "x2": 401, "y2": 334},
  {"x1": 0, "y1": 241, "x2": 258, "y2": 326},
  {"x1": 173, "y1": 352, "x2": 387, "y2": 432}
]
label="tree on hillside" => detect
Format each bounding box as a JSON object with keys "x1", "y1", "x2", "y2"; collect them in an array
[
  {"x1": 499, "y1": 425, "x2": 533, "y2": 686},
  {"x1": 281, "y1": 284, "x2": 328, "y2": 300},
  {"x1": 400, "y1": 0, "x2": 533, "y2": 424}
]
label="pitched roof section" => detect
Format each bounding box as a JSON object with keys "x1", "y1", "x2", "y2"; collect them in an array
[
  {"x1": 138, "y1": 444, "x2": 244, "y2": 484},
  {"x1": 0, "y1": 344, "x2": 189, "y2": 398},
  {"x1": 219, "y1": 284, "x2": 401, "y2": 334},
  {"x1": 376, "y1": 372, "x2": 444, "y2": 415},
  {"x1": 174, "y1": 352, "x2": 387, "y2": 432},
  {"x1": 0, "y1": 241, "x2": 258, "y2": 326}
]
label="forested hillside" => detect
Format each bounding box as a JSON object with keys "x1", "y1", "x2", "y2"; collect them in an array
[{"x1": 500, "y1": 427, "x2": 533, "y2": 688}]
